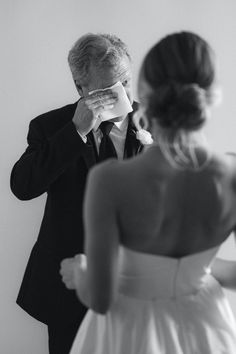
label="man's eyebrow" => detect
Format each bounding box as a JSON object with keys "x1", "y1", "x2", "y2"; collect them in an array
[
  {"x1": 119, "y1": 71, "x2": 132, "y2": 80},
  {"x1": 121, "y1": 76, "x2": 132, "y2": 83}
]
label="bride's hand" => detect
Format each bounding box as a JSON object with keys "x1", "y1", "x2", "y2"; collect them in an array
[{"x1": 60, "y1": 254, "x2": 87, "y2": 290}]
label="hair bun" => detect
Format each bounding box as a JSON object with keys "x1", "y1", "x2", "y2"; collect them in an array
[{"x1": 147, "y1": 83, "x2": 207, "y2": 131}]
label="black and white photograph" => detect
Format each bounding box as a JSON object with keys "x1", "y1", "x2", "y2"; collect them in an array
[{"x1": 1, "y1": 0, "x2": 236, "y2": 353}]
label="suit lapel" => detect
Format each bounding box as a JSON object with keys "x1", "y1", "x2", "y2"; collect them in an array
[
  {"x1": 83, "y1": 132, "x2": 98, "y2": 170},
  {"x1": 124, "y1": 102, "x2": 143, "y2": 159}
]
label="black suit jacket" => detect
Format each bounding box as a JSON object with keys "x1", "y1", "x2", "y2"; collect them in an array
[{"x1": 10, "y1": 101, "x2": 142, "y2": 325}]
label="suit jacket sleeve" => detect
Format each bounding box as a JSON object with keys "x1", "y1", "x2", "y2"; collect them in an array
[{"x1": 10, "y1": 117, "x2": 88, "y2": 200}]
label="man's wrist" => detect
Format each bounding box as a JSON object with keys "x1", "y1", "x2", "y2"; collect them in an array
[{"x1": 72, "y1": 121, "x2": 87, "y2": 143}]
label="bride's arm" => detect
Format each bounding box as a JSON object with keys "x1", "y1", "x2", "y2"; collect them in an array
[
  {"x1": 211, "y1": 258, "x2": 236, "y2": 290},
  {"x1": 211, "y1": 159, "x2": 236, "y2": 291},
  {"x1": 76, "y1": 162, "x2": 120, "y2": 314}
]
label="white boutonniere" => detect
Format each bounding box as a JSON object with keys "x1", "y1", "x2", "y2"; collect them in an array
[{"x1": 136, "y1": 129, "x2": 153, "y2": 145}]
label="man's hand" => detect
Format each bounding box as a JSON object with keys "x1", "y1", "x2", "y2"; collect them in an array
[
  {"x1": 60, "y1": 257, "x2": 77, "y2": 289},
  {"x1": 72, "y1": 90, "x2": 118, "y2": 136},
  {"x1": 60, "y1": 254, "x2": 87, "y2": 290}
]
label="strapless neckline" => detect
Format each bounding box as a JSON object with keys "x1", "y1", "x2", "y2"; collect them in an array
[
  {"x1": 120, "y1": 244, "x2": 220, "y2": 261},
  {"x1": 118, "y1": 244, "x2": 220, "y2": 300},
  {"x1": 70, "y1": 243, "x2": 236, "y2": 354}
]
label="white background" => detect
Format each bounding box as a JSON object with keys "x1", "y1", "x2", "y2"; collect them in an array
[{"x1": 1, "y1": 0, "x2": 236, "y2": 353}]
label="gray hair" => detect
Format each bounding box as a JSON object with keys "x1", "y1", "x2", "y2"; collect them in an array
[{"x1": 68, "y1": 33, "x2": 131, "y2": 84}]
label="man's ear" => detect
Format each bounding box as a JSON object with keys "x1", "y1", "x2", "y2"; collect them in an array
[{"x1": 74, "y1": 80, "x2": 84, "y2": 97}]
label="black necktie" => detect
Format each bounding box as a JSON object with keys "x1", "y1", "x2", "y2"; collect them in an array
[{"x1": 98, "y1": 121, "x2": 118, "y2": 162}]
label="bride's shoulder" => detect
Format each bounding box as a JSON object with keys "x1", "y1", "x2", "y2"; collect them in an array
[
  {"x1": 87, "y1": 157, "x2": 140, "y2": 193},
  {"x1": 92, "y1": 156, "x2": 140, "y2": 177},
  {"x1": 91, "y1": 158, "x2": 124, "y2": 175},
  {"x1": 208, "y1": 151, "x2": 236, "y2": 182},
  {"x1": 221, "y1": 151, "x2": 236, "y2": 170},
  {"x1": 225, "y1": 152, "x2": 236, "y2": 183},
  {"x1": 225, "y1": 151, "x2": 236, "y2": 162},
  {"x1": 208, "y1": 150, "x2": 236, "y2": 168},
  {"x1": 87, "y1": 159, "x2": 125, "y2": 189}
]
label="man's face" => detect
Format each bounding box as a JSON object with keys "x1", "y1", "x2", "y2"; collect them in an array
[{"x1": 74, "y1": 56, "x2": 133, "y2": 121}]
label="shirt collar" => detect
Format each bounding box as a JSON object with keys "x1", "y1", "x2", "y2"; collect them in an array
[
  {"x1": 93, "y1": 116, "x2": 128, "y2": 133},
  {"x1": 113, "y1": 116, "x2": 129, "y2": 131}
]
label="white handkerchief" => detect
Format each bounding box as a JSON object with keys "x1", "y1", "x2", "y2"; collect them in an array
[{"x1": 89, "y1": 81, "x2": 133, "y2": 131}]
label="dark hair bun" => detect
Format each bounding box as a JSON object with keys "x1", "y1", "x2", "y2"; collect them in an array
[{"x1": 147, "y1": 83, "x2": 207, "y2": 131}]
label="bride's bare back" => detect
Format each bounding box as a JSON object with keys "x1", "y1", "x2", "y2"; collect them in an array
[{"x1": 94, "y1": 147, "x2": 236, "y2": 258}]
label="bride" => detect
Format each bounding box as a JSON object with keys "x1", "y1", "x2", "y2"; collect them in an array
[{"x1": 61, "y1": 31, "x2": 236, "y2": 353}]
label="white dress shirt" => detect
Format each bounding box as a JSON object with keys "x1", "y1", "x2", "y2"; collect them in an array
[
  {"x1": 77, "y1": 118, "x2": 129, "y2": 160},
  {"x1": 93, "y1": 118, "x2": 129, "y2": 160}
]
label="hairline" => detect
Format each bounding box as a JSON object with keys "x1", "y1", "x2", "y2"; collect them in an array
[{"x1": 68, "y1": 33, "x2": 131, "y2": 84}]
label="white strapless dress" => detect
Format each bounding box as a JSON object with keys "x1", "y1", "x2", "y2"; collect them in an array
[{"x1": 70, "y1": 246, "x2": 236, "y2": 353}]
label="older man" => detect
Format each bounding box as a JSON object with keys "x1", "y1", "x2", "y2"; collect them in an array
[{"x1": 10, "y1": 33, "x2": 142, "y2": 354}]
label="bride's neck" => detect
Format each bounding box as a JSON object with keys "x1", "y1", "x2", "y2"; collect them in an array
[
  {"x1": 149, "y1": 125, "x2": 211, "y2": 171},
  {"x1": 151, "y1": 126, "x2": 206, "y2": 148}
]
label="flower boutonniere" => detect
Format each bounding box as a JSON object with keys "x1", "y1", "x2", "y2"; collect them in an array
[{"x1": 136, "y1": 129, "x2": 153, "y2": 145}]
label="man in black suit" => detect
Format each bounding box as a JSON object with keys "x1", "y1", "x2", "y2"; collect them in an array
[{"x1": 10, "y1": 33, "x2": 142, "y2": 354}]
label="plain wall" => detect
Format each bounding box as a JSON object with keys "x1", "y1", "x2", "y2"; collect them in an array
[{"x1": 1, "y1": 0, "x2": 236, "y2": 353}]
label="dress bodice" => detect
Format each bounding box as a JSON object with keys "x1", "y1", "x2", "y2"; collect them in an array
[
  {"x1": 71, "y1": 244, "x2": 236, "y2": 354},
  {"x1": 118, "y1": 246, "x2": 220, "y2": 300}
]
